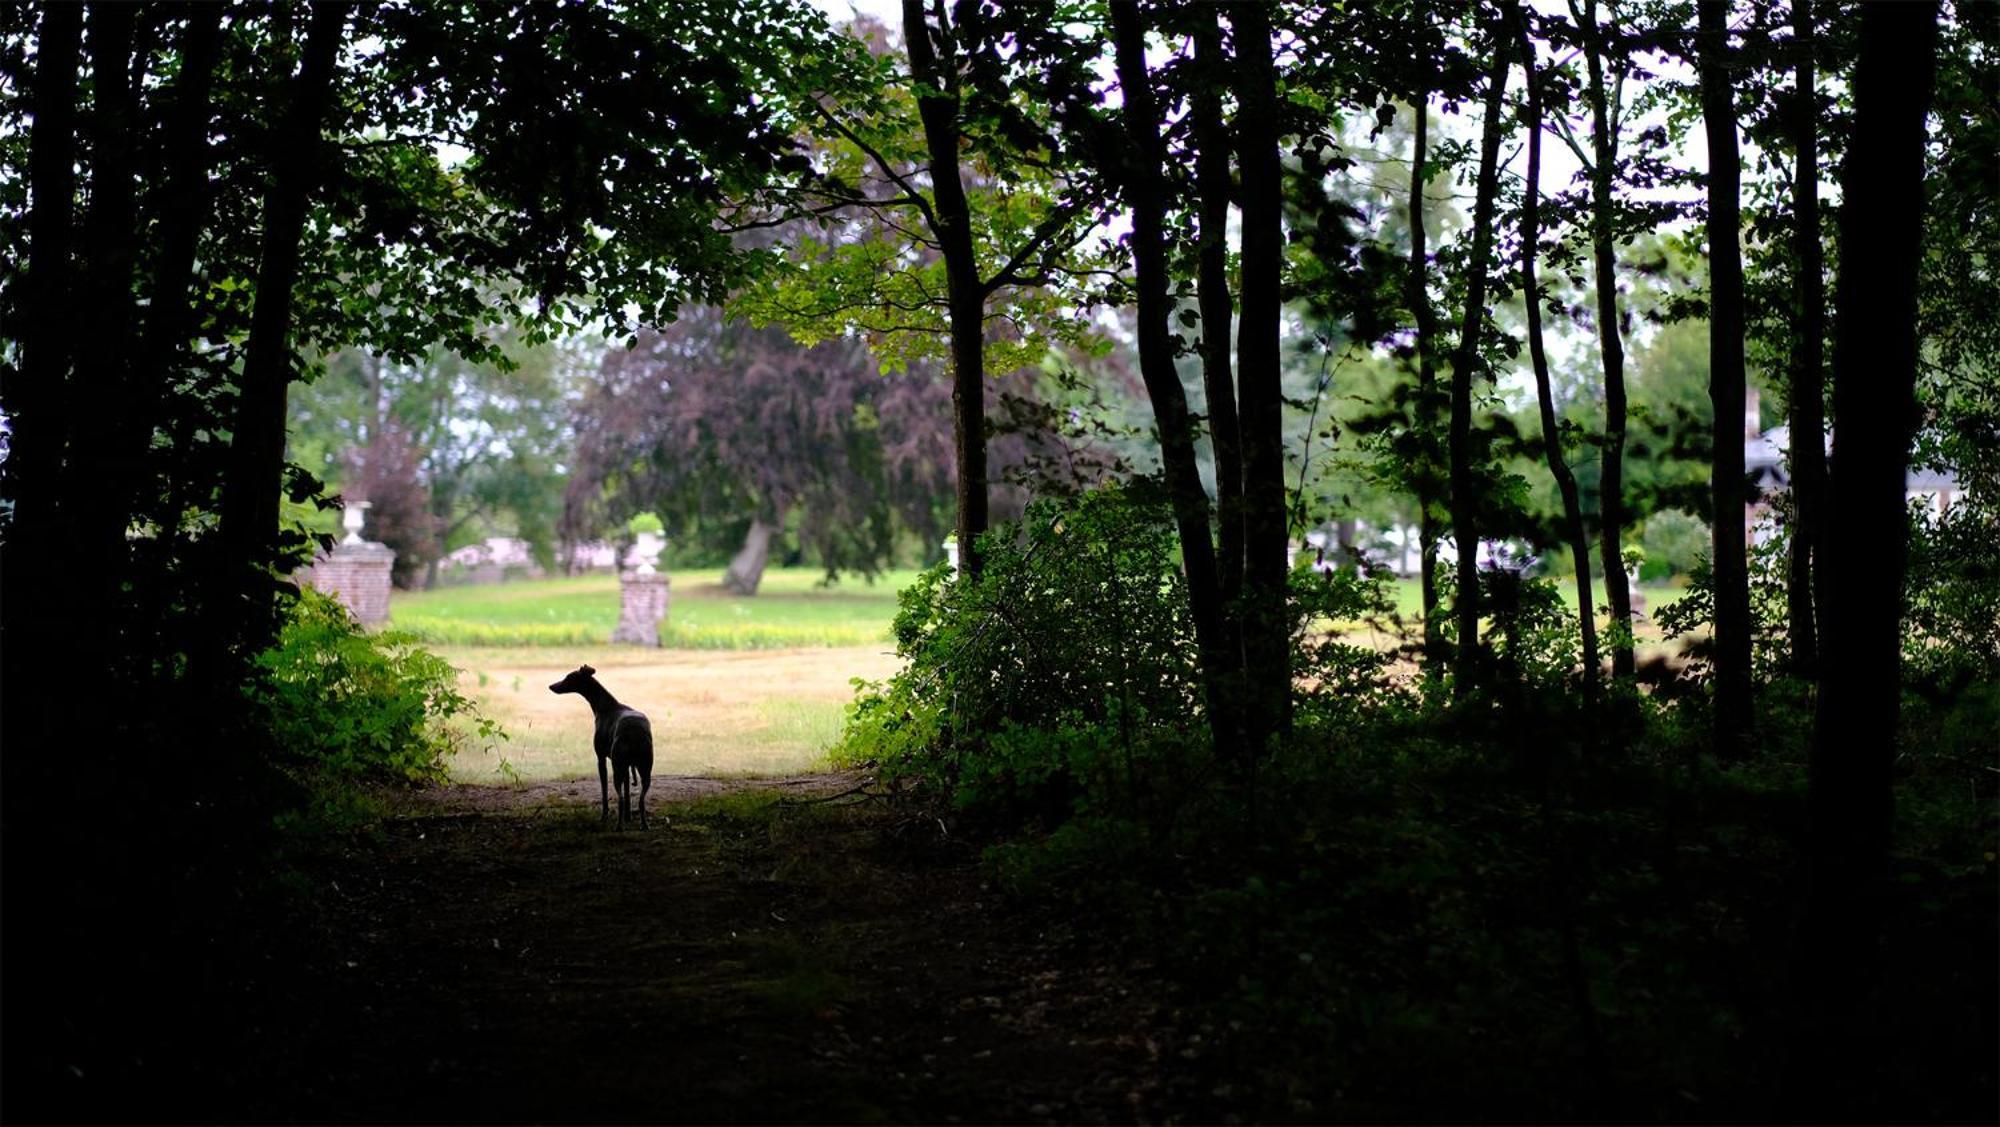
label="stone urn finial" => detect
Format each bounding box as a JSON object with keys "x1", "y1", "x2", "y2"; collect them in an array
[
  {"x1": 342, "y1": 500, "x2": 373, "y2": 546},
  {"x1": 630, "y1": 530, "x2": 665, "y2": 576}
]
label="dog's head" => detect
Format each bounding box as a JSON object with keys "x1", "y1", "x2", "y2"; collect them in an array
[{"x1": 549, "y1": 664, "x2": 597, "y2": 695}]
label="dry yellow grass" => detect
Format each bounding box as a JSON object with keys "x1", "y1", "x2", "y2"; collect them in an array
[{"x1": 443, "y1": 644, "x2": 904, "y2": 784}]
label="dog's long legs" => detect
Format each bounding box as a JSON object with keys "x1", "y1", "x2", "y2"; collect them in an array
[{"x1": 597, "y1": 755, "x2": 610, "y2": 821}]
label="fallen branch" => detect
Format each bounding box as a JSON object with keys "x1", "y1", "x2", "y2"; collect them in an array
[{"x1": 775, "y1": 778, "x2": 879, "y2": 807}]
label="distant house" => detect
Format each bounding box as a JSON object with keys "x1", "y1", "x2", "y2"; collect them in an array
[
  {"x1": 1743, "y1": 388, "x2": 1962, "y2": 547},
  {"x1": 439, "y1": 536, "x2": 547, "y2": 585}
]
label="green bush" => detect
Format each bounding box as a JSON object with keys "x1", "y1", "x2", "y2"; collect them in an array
[
  {"x1": 250, "y1": 589, "x2": 501, "y2": 795},
  {"x1": 834, "y1": 484, "x2": 1204, "y2": 817}
]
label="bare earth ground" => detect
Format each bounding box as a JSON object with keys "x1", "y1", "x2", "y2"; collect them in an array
[
  {"x1": 226, "y1": 773, "x2": 1216, "y2": 1125},
  {"x1": 445, "y1": 646, "x2": 906, "y2": 781}
]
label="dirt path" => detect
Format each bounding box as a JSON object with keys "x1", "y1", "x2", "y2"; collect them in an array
[{"x1": 229, "y1": 774, "x2": 1202, "y2": 1124}]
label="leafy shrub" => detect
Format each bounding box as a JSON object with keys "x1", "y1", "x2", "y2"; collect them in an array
[
  {"x1": 834, "y1": 484, "x2": 1203, "y2": 817},
  {"x1": 1903, "y1": 495, "x2": 2000, "y2": 686},
  {"x1": 1290, "y1": 560, "x2": 1415, "y2": 730},
  {"x1": 1639, "y1": 508, "x2": 1708, "y2": 583},
  {"x1": 250, "y1": 589, "x2": 500, "y2": 794}
]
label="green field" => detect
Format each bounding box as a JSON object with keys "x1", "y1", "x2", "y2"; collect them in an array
[
  {"x1": 402, "y1": 568, "x2": 1689, "y2": 784},
  {"x1": 392, "y1": 567, "x2": 1687, "y2": 651},
  {"x1": 392, "y1": 567, "x2": 922, "y2": 648}
]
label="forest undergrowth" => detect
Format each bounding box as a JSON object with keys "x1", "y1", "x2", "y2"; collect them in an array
[{"x1": 834, "y1": 486, "x2": 1999, "y2": 1122}]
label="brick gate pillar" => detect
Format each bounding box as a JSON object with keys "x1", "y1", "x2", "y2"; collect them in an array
[{"x1": 612, "y1": 571, "x2": 670, "y2": 646}]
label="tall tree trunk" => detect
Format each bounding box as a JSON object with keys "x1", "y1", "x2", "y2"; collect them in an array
[
  {"x1": 1230, "y1": 0, "x2": 1292, "y2": 751},
  {"x1": 902, "y1": 0, "x2": 987, "y2": 581},
  {"x1": 1191, "y1": 9, "x2": 1244, "y2": 619},
  {"x1": 725, "y1": 516, "x2": 778, "y2": 596},
  {"x1": 1786, "y1": 0, "x2": 1828, "y2": 672},
  {"x1": 1405, "y1": 42, "x2": 1446, "y2": 668},
  {"x1": 56, "y1": 1, "x2": 141, "y2": 731},
  {"x1": 1449, "y1": 23, "x2": 1511, "y2": 696},
  {"x1": 1699, "y1": 0, "x2": 1753, "y2": 751},
  {"x1": 3, "y1": 2, "x2": 83, "y2": 702},
  {"x1": 96, "y1": 5, "x2": 223, "y2": 615},
  {"x1": 1796, "y1": 2, "x2": 1937, "y2": 1112},
  {"x1": 69, "y1": 1, "x2": 140, "y2": 553},
  {"x1": 1110, "y1": 0, "x2": 1238, "y2": 766},
  {"x1": 1, "y1": 0, "x2": 85, "y2": 946},
  {"x1": 217, "y1": 1, "x2": 348, "y2": 626},
  {"x1": 1578, "y1": 0, "x2": 1635, "y2": 679},
  {"x1": 1517, "y1": 17, "x2": 1602, "y2": 705},
  {"x1": 5, "y1": 2, "x2": 82, "y2": 551}
]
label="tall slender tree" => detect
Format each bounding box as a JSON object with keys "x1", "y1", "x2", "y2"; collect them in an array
[
  {"x1": 1796, "y1": 2, "x2": 1939, "y2": 1111},
  {"x1": 900, "y1": 0, "x2": 990, "y2": 578},
  {"x1": 1785, "y1": 0, "x2": 1829, "y2": 671},
  {"x1": 1518, "y1": 10, "x2": 1602, "y2": 705},
  {"x1": 1232, "y1": 0, "x2": 1294, "y2": 746},
  {"x1": 1108, "y1": 0, "x2": 1239, "y2": 764},
  {"x1": 1191, "y1": 8, "x2": 1245, "y2": 638},
  {"x1": 1572, "y1": 0, "x2": 1638, "y2": 680},
  {"x1": 217, "y1": 1, "x2": 350, "y2": 615},
  {"x1": 1449, "y1": 12, "x2": 1512, "y2": 694},
  {"x1": 1698, "y1": 0, "x2": 1754, "y2": 750},
  {"x1": 1405, "y1": 16, "x2": 1447, "y2": 666}
]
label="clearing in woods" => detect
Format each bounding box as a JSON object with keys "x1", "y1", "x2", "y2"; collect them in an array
[{"x1": 231, "y1": 774, "x2": 1213, "y2": 1124}]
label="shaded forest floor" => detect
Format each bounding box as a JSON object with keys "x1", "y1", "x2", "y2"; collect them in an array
[
  {"x1": 16, "y1": 759, "x2": 1991, "y2": 1124},
  {"x1": 201, "y1": 773, "x2": 1217, "y2": 1124}
]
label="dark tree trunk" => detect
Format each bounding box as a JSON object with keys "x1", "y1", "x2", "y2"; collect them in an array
[
  {"x1": 1449, "y1": 23, "x2": 1511, "y2": 696},
  {"x1": 93, "y1": 5, "x2": 223, "y2": 605},
  {"x1": 1579, "y1": 0, "x2": 1635, "y2": 679},
  {"x1": 1230, "y1": 0, "x2": 1292, "y2": 750},
  {"x1": 126, "y1": 6, "x2": 224, "y2": 485},
  {"x1": 1517, "y1": 18, "x2": 1601, "y2": 705},
  {"x1": 1109, "y1": 0, "x2": 1238, "y2": 766},
  {"x1": 217, "y1": 2, "x2": 348, "y2": 623},
  {"x1": 1796, "y1": 3, "x2": 1938, "y2": 1112},
  {"x1": 51, "y1": 1, "x2": 143, "y2": 741},
  {"x1": 3, "y1": 2, "x2": 83, "y2": 702},
  {"x1": 6, "y1": 2, "x2": 82, "y2": 550},
  {"x1": 68, "y1": 1, "x2": 141, "y2": 570},
  {"x1": 902, "y1": 0, "x2": 987, "y2": 581},
  {"x1": 1786, "y1": 0, "x2": 1829, "y2": 672},
  {"x1": 1699, "y1": 0, "x2": 1754, "y2": 751},
  {"x1": 1191, "y1": 9, "x2": 1244, "y2": 619},
  {"x1": 1, "y1": 0, "x2": 85, "y2": 919},
  {"x1": 1406, "y1": 44, "x2": 1446, "y2": 668}
]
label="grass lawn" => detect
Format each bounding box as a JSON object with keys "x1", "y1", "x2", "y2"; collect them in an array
[
  {"x1": 392, "y1": 567, "x2": 921, "y2": 648},
  {"x1": 408, "y1": 568, "x2": 1690, "y2": 785}
]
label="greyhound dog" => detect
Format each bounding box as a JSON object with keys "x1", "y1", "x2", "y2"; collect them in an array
[{"x1": 548, "y1": 664, "x2": 653, "y2": 829}]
